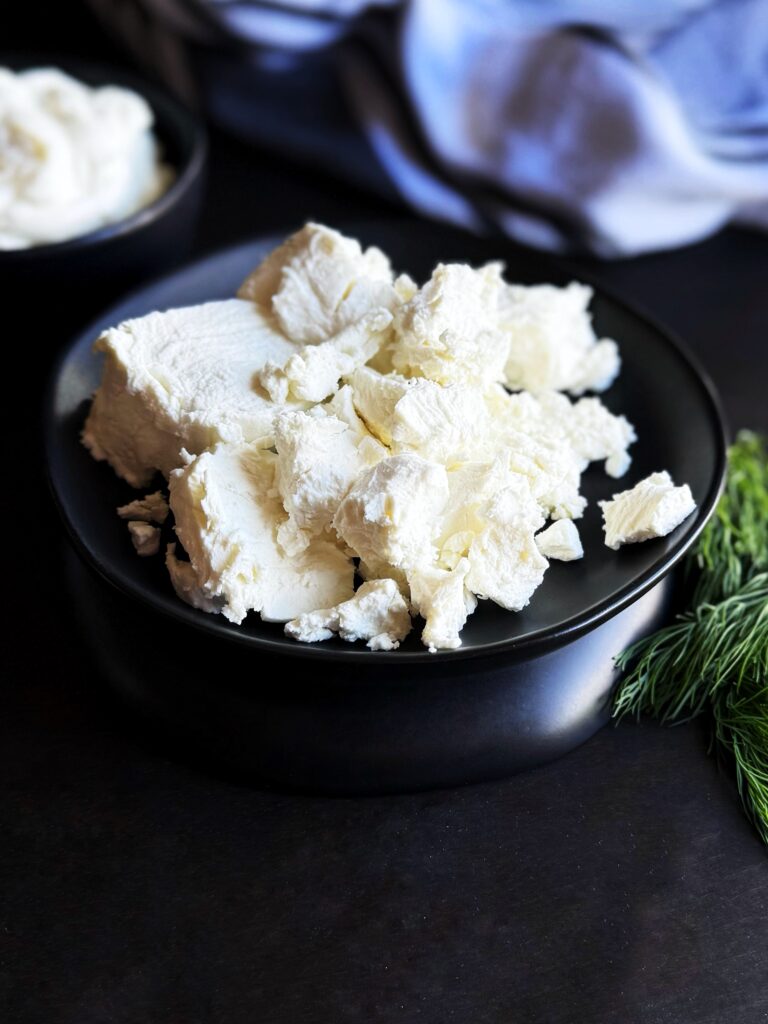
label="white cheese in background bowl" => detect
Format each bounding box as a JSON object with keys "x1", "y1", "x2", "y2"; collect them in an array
[{"x1": 0, "y1": 66, "x2": 173, "y2": 249}]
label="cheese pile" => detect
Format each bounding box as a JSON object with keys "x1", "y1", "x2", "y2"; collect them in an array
[{"x1": 83, "y1": 223, "x2": 695, "y2": 651}]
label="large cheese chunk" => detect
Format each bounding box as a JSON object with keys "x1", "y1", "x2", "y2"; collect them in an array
[
  {"x1": 285, "y1": 579, "x2": 412, "y2": 651},
  {"x1": 169, "y1": 443, "x2": 354, "y2": 624},
  {"x1": 500, "y1": 282, "x2": 620, "y2": 394},
  {"x1": 334, "y1": 453, "x2": 449, "y2": 571},
  {"x1": 350, "y1": 367, "x2": 488, "y2": 463},
  {"x1": 82, "y1": 299, "x2": 298, "y2": 487},
  {"x1": 392, "y1": 262, "x2": 509, "y2": 386},
  {"x1": 273, "y1": 410, "x2": 385, "y2": 556},
  {"x1": 238, "y1": 222, "x2": 398, "y2": 344},
  {"x1": 600, "y1": 472, "x2": 696, "y2": 550},
  {"x1": 465, "y1": 482, "x2": 549, "y2": 611}
]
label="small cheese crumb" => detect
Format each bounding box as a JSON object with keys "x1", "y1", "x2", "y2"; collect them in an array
[
  {"x1": 127, "y1": 520, "x2": 160, "y2": 557},
  {"x1": 600, "y1": 471, "x2": 696, "y2": 550},
  {"x1": 535, "y1": 519, "x2": 584, "y2": 561},
  {"x1": 117, "y1": 490, "x2": 169, "y2": 524},
  {"x1": 285, "y1": 579, "x2": 412, "y2": 650}
]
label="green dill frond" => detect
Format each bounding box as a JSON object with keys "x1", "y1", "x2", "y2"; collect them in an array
[
  {"x1": 614, "y1": 431, "x2": 768, "y2": 844},
  {"x1": 693, "y1": 431, "x2": 767, "y2": 606}
]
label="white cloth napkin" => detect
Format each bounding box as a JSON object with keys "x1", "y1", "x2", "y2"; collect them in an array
[{"x1": 88, "y1": 0, "x2": 768, "y2": 256}]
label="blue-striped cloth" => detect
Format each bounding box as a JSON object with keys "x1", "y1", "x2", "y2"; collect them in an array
[{"x1": 88, "y1": 0, "x2": 768, "y2": 256}]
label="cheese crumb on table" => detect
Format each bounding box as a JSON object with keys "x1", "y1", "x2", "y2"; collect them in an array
[{"x1": 600, "y1": 472, "x2": 697, "y2": 550}]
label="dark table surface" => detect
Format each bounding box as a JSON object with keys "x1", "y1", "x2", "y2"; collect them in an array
[{"x1": 3, "y1": 7, "x2": 767, "y2": 1024}]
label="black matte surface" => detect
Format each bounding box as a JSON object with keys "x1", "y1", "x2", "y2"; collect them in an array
[
  {"x1": 3, "y1": 5, "x2": 767, "y2": 1023},
  {"x1": 48, "y1": 226, "x2": 724, "y2": 661}
]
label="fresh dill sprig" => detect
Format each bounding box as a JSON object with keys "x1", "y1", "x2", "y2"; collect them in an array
[{"x1": 613, "y1": 432, "x2": 768, "y2": 845}]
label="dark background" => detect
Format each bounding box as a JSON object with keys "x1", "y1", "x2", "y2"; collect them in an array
[{"x1": 3, "y1": 5, "x2": 767, "y2": 1023}]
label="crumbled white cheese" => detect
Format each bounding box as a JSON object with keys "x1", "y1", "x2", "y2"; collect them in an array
[
  {"x1": 333, "y1": 453, "x2": 449, "y2": 571},
  {"x1": 535, "y1": 519, "x2": 584, "y2": 561},
  {"x1": 600, "y1": 472, "x2": 697, "y2": 550},
  {"x1": 0, "y1": 67, "x2": 172, "y2": 249},
  {"x1": 237, "y1": 222, "x2": 399, "y2": 344},
  {"x1": 116, "y1": 490, "x2": 169, "y2": 524},
  {"x1": 489, "y1": 388, "x2": 636, "y2": 481},
  {"x1": 351, "y1": 367, "x2": 488, "y2": 464},
  {"x1": 285, "y1": 578, "x2": 412, "y2": 650},
  {"x1": 127, "y1": 520, "x2": 160, "y2": 557},
  {"x1": 169, "y1": 442, "x2": 354, "y2": 623},
  {"x1": 84, "y1": 222, "x2": 695, "y2": 653},
  {"x1": 273, "y1": 410, "x2": 383, "y2": 556},
  {"x1": 500, "y1": 282, "x2": 620, "y2": 395},
  {"x1": 392, "y1": 262, "x2": 508, "y2": 387},
  {"x1": 408, "y1": 558, "x2": 478, "y2": 651},
  {"x1": 256, "y1": 309, "x2": 393, "y2": 404},
  {"x1": 82, "y1": 300, "x2": 300, "y2": 487},
  {"x1": 464, "y1": 481, "x2": 549, "y2": 611}
]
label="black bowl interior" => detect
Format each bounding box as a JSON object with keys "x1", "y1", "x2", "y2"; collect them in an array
[
  {"x1": 0, "y1": 55, "x2": 206, "y2": 258},
  {"x1": 47, "y1": 221, "x2": 726, "y2": 664}
]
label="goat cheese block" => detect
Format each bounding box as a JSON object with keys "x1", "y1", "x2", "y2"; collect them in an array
[
  {"x1": 500, "y1": 282, "x2": 620, "y2": 395},
  {"x1": 600, "y1": 472, "x2": 696, "y2": 550},
  {"x1": 83, "y1": 299, "x2": 300, "y2": 487},
  {"x1": 285, "y1": 579, "x2": 412, "y2": 651},
  {"x1": 169, "y1": 443, "x2": 354, "y2": 624},
  {"x1": 535, "y1": 519, "x2": 584, "y2": 561}
]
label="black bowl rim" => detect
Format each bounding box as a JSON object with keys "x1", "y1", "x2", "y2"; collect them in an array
[
  {"x1": 46, "y1": 223, "x2": 728, "y2": 665},
  {"x1": 0, "y1": 54, "x2": 207, "y2": 259}
]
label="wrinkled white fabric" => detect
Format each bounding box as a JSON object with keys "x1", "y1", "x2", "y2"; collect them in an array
[{"x1": 89, "y1": 0, "x2": 768, "y2": 256}]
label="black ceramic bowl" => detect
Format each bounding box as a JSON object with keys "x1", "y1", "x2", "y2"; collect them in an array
[
  {"x1": 0, "y1": 56, "x2": 206, "y2": 329},
  {"x1": 48, "y1": 221, "x2": 727, "y2": 794}
]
